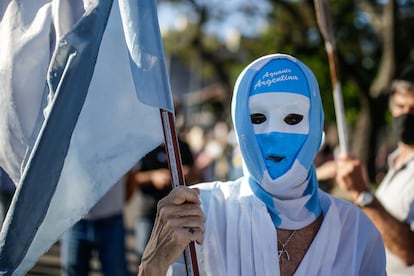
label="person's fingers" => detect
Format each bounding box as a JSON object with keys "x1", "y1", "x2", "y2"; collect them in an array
[
  {"x1": 142, "y1": 205, "x2": 205, "y2": 263},
  {"x1": 337, "y1": 159, "x2": 355, "y2": 180},
  {"x1": 159, "y1": 186, "x2": 201, "y2": 207},
  {"x1": 157, "y1": 203, "x2": 205, "y2": 241},
  {"x1": 159, "y1": 200, "x2": 204, "y2": 219},
  {"x1": 140, "y1": 185, "x2": 205, "y2": 273},
  {"x1": 162, "y1": 221, "x2": 205, "y2": 248},
  {"x1": 155, "y1": 186, "x2": 205, "y2": 240},
  {"x1": 337, "y1": 152, "x2": 350, "y2": 160},
  {"x1": 181, "y1": 225, "x2": 205, "y2": 245}
]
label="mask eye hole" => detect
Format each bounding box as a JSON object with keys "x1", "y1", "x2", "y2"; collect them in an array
[
  {"x1": 251, "y1": 113, "x2": 266, "y2": 124},
  {"x1": 284, "y1": 113, "x2": 303, "y2": 125}
]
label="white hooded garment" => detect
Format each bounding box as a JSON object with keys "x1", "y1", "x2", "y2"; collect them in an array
[{"x1": 168, "y1": 54, "x2": 385, "y2": 275}]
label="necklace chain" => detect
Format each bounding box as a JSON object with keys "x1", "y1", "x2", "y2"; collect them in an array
[{"x1": 278, "y1": 230, "x2": 297, "y2": 263}]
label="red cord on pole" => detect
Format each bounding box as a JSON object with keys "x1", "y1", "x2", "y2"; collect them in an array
[{"x1": 160, "y1": 109, "x2": 200, "y2": 276}]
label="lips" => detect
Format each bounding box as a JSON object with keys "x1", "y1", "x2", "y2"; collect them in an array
[{"x1": 266, "y1": 155, "x2": 285, "y2": 162}]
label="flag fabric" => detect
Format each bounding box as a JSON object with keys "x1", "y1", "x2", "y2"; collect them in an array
[{"x1": 0, "y1": 0, "x2": 172, "y2": 274}]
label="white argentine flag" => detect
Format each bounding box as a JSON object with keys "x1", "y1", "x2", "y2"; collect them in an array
[{"x1": 0, "y1": 0, "x2": 173, "y2": 274}]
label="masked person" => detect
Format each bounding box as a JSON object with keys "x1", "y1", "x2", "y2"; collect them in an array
[
  {"x1": 336, "y1": 65, "x2": 414, "y2": 275},
  {"x1": 138, "y1": 54, "x2": 386, "y2": 276}
]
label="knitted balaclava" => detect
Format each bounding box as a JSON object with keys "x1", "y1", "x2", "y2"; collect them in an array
[{"x1": 231, "y1": 54, "x2": 324, "y2": 229}]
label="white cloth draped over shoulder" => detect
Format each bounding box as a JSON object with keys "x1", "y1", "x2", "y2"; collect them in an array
[{"x1": 168, "y1": 179, "x2": 386, "y2": 276}]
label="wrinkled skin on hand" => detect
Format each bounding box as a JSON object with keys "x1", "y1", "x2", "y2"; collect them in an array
[{"x1": 138, "y1": 186, "x2": 205, "y2": 275}]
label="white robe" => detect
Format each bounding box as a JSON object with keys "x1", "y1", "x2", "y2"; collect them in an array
[{"x1": 168, "y1": 178, "x2": 386, "y2": 276}]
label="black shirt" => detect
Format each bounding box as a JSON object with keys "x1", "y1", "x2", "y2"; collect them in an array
[{"x1": 136, "y1": 139, "x2": 194, "y2": 219}]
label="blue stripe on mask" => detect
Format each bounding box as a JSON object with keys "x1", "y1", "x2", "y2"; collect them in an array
[
  {"x1": 304, "y1": 169, "x2": 321, "y2": 217},
  {"x1": 249, "y1": 178, "x2": 282, "y2": 226},
  {"x1": 255, "y1": 132, "x2": 307, "y2": 179}
]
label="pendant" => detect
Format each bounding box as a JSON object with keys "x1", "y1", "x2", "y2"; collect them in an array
[
  {"x1": 278, "y1": 248, "x2": 290, "y2": 263},
  {"x1": 277, "y1": 229, "x2": 296, "y2": 263}
]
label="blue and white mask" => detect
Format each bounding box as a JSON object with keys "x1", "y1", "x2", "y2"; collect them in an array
[{"x1": 232, "y1": 54, "x2": 323, "y2": 229}]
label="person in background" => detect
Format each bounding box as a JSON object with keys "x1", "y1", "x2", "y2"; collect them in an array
[
  {"x1": 185, "y1": 126, "x2": 217, "y2": 182},
  {"x1": 0, "y1": 167, "x2": 15, "y2": 228},
  {"x1": 137, "y1": 53, "x2": 385, "y2": 275},
  {"x1": 61, "y1": 178, "x2": 130, "y2": 276},
  {"x1": 336, "y1": 65, "x2": 414, "y2": 275},
  {"x1": 186, "y1": 122, "x2": 231, "y2": 182}
]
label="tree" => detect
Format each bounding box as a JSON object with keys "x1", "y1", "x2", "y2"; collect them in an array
[{"x1": 159, "y1": 0, "x2": 414, "y2": 181}]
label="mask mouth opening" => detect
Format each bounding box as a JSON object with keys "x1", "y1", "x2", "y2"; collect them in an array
[{"x1": 266, "y1": 155, "x2": 285, "y2": 162}]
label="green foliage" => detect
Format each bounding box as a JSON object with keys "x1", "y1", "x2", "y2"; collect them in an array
[{"x1": 160, "y1": 0, "x2": 414, "y2": 169}]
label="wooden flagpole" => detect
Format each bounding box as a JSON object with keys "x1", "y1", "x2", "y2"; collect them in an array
[
  {"x1": 314, "y1": 0, "x2": 350, "y2": 154},
  {"x1": 160, "y1": 109, "x2": 200, "y2": 276}
]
